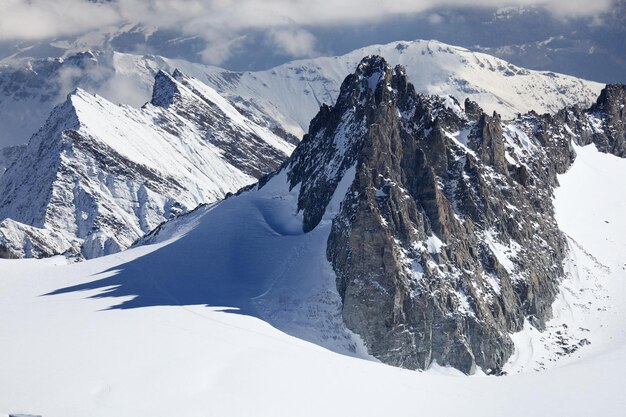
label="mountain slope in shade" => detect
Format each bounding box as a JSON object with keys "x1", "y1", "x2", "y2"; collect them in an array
[
  {"x1": 0, "y1": 144, "x2": 24, "y2": 175},
  {"x1": 0, "y1": 39, "x2": 603, "y2": 148},
  {"x1": 44, "y1": 57, "x2": 626, "y2": 374},
  {"x1": 0, "y1": 70, "x2": 294, "y2": 259}
]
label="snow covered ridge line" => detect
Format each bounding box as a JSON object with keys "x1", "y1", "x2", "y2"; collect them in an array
[
  {"x1": 0, "y1": 69, "x2": 294, "y2": 260},
  {"x1": 0, "y1": 39, "x2": 602, "y2": 149},
  {"x1": 199, "y1": 39, "x2": 603, "y2": 139}
]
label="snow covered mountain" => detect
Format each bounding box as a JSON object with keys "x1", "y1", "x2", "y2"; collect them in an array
[
  {"x1": 1, "y1": 112, "x2": 625, "y2": 417},
  {"x1": 0, "y1": 40, "x2": 603, "y2": 148},
  {"x1": 236, "y1": 57, "x2": 623, "y2": 373},
  {"x1": 32, "y1": 56, "x2": 624, "y2": 374},
  {"x1": 0, "y1": 69, "x2": 293, "y2": 259}
]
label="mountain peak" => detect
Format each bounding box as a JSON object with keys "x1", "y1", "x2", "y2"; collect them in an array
[
  {"x1": 344, "y1": 55, "x2": 411, "y2": 101},
  {"x1": 589, "y1": 83, "x2": 626, "y2": 157},
  {"x1": 287, "y1": 56, "x2": 460, "y2": 233},
  {"x1": 65, "y1": 87, "x2": 93, "y2": 102},
  {"x1": 355, "y1": 55, "x2": 391, "y2": 91},
  {"x1": 172, "y1": 68, "x2": 185, "y2": 80},
  {"x1": 150, "y1": 70, "x2": 181, "y2": 108},
  {"x1": 0, "y1": 70, "x2": 293, "y2": 260}
]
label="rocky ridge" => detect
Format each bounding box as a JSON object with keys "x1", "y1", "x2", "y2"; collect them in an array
[{"x1": 0, "y1": 70, "x2": 293, "y2": 259}]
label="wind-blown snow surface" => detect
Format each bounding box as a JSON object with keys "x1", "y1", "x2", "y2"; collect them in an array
[
  {"x1": 0, "y1": 39, "x2": 603, "y2": 147},
  {"x1": 0, "y1": 143, "x2": 624, "y2": 416}
]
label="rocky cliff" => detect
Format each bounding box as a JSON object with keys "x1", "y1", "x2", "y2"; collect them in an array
[{"x1": 280, "y1": 56, "x2": 625, "y2": 373}]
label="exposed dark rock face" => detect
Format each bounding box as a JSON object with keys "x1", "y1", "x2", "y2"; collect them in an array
[
  {"x1": 579, "y1": 84, "x2": 626, "y2": 157},
  {"x1": 284, "y1": 56, "x2": 626, "y2": 374},
  {"x1": 473, "y1": 113, "x2": 507, "y2": 172},
  {"x1": 464, "y1": 98, "x2": 483, "y2": 120}
]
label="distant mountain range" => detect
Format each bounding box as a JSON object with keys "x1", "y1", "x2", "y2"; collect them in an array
[
  {"x1": 301, "y1": 3, "x2": 626, "y2": 84},
  {"x1": 0, "y1": 39, "x2": 603, "y2": 148},
  {"x1": 1, "y1": 3, "x2": 623, "y2": 82}
]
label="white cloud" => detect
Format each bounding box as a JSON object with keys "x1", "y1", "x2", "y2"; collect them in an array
[
  {"x1": 0, "y1": 0, "x2": 120, "y2": 40},
  {"x1": 0, "y1": 0, "x2": 618, "y2": 64},
  {"x1": 427, "y1": 13, "x2": 445, "y2": 25},
  {"x1": 53, "y1": 53, "x2": 149, "y2": 107},
  {"x1": 268, "y1": 28, "x2": 317, "y2": 57},
  {"x1": 199, "y1": 35, "x2": 248, "y2": 65}
]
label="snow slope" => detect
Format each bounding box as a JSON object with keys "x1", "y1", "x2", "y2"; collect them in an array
[
  {"x1": 0, "y1": 143, "x2": 624, "y2": 416},
  {"x1": 0, "y1": 39, "x2": 603, "y2": 147}
]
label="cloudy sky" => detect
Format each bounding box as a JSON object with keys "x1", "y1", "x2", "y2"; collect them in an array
[{"x1": 0, "y1": 0, "x2": 618, "y2": 61}]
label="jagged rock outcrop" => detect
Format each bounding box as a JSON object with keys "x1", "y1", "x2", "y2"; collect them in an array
[
  {"x1": 282, "y1": 56, "x2": 625, "y2": 374},
  {"x1": 474, "y1": 112, "x2": 507, "y2": 172},
  {"x1": 0, "y1": 70, "x2": 294, "y2": 259},
  {"x1": 574, "y1": 84, "x2": 625, "y2": 157}
]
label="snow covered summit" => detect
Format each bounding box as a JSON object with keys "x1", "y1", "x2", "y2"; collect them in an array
[{"x1": 201, "y1": 39, "x2": 604, "y2": 139}]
